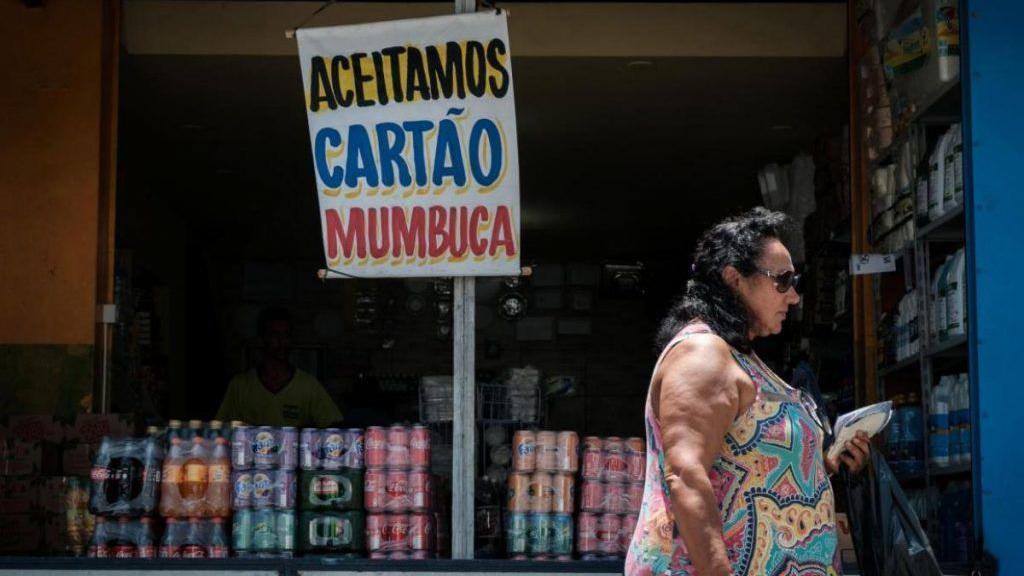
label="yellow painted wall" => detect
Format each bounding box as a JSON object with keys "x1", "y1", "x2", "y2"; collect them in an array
[{"x1": 0, "y1": 1, "x2": 105, "y2": 345}]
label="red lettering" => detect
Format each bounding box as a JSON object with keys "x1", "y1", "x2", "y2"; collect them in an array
[
  {"x1": 325, "y1": 208, "x2": 366, "y2": 259},
  {"x1": 449, "y1": 207, "x2": 469, "y2": 258},
  {"x1": 428, "y1": 206, "x2": 449, "y2": 257},
  {"x1": 368, "y1": 208, "x2": 390, "y2": 258},
  {"x1": 489, "y1": 205, "x2": 516, "y2": 257},
  {"x1": 393, "y1": 207, "x2": 427, "y2": 258},
  {"x1": 469, "y1": 207, "x2": 489, "y2": 256}
]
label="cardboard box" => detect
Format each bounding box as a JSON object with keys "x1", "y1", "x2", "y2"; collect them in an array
[
  {"x1": 4, "y1": 440, "x2": 43, "y2": 476},
  {"x1": 65, "y1": 413, "x2": 136, "y2": 444},
  {"x1": 61, "y1": 442, "x2": 97, "y2": 477},
  {"x1": 0, "y1": 477, "x2": 37, "y2": 515},
  {"x1": 7, "y1": 415, "x2": 63, "y2": 444}
]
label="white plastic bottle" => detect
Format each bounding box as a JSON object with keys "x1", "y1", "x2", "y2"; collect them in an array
[
  {"x1": 930, "y1": 376, "x2": 952, "y2": 468},
  {"x1": 954, "y1": 132, "x2": 965, "y2": 207},
  {"x1": 947, "y1": 249, "x2": 967, "y2": 337},
  {"x1": 959, "y1": 373, "x2": 972, "y2": 465},
  {"x1": 931, "y1": 257, "x2": 950, "y2": 343},
  {"x1": 929, "y1": 133, "x2": 952, "y2": 222},
  {"x1": 944, "y1": 125, "x2": 961, "y2": 210},
  {"x1": 935, "y1": 0, "x2": 961, "y2": 83},
  {"x1": 936, "y1": 256, "x2": 954, "y2": 342}
]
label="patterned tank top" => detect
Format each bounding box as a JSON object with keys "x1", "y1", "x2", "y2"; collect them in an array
[{"x1": 625, "y1": 323, "x2": 841, "y2": 575}]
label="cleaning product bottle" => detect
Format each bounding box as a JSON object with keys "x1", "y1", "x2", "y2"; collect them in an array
[
  {"x1": 935, "y1": 0, "x2": 961, "y2": 82},
  {"x1": 931, "y1": 257, "x2": 948, "y2": 343},
  {"x1": 946, "y1": 248, "x2": 967, "y2": 337},
  {"x1": 959, "y1": 373, "x2": 972, "y2": 465},
  {"x1": 954, "y1": 130, "x2": 965, "y2": 207},
  {"x1": 944, "y1": 125, "x2": 961, "y2": 211},
  {"x1": 929, "y1": 132, "x2": 952, "y2": 222},
  {"x1": 929, "y1": 376, "x2": 951, "y2": 468},
  {"x1": 935, "y1": 256, "x2": 953, "y2": 342}
]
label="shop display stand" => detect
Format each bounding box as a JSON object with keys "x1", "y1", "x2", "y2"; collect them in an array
[{"x1": 851, "y1": 3, "x2": 976, "y2": 565}]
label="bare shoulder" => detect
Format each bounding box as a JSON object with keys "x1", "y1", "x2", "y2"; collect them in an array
[{"x1": 658, "y1": 333, "x2": 735, "y2": 384}]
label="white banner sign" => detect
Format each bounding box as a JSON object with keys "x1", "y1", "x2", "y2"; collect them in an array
[{"x1": 297, "y1": 12, "x2": 521, "y2": 278}]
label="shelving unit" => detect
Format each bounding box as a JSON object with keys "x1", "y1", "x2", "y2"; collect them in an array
[{"x1": 852, "y1": 0, "x2": 974, "y2": 566}]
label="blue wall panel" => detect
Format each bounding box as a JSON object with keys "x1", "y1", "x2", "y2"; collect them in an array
[{"x1": 963, "y1": 0, "x2": 1024, "y2": 571}]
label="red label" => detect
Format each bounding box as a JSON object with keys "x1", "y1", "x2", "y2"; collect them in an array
[
  {"x1": 113, "y1": 545, "x2": 136, "y2": 558},
  {"x1": 90, "y1": 467, "x2": 109, "y2": 482},
  {"x1": 159, "y1": 545, "x2": 181, "y2": 558},
  {"x1": 137, "y1": 545, "x2": 156, "y2": 559},
  {"x1": 182, "y1": 545, "x2": 207, "y2": 558},
  {"x1": 208, "y1": 545, "x2": 228, "y2": 558}
]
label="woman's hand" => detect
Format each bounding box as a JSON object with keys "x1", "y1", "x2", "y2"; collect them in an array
[{"x1": 825, "y1": 431, "x2": 871, "y2": 475}]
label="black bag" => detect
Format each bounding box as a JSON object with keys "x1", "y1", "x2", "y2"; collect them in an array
[{"x1": 843, "y1": 450, "x2": 943, "y2": 576}]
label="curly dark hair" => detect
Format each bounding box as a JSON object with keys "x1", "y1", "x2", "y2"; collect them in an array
[{"x1": 656, "y1": 207, "x2": 789, "y2": 353}]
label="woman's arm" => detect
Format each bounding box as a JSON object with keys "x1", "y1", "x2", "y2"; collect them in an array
[{"x1": 658, "y1": 335, "x2": 746, "y2": 576}]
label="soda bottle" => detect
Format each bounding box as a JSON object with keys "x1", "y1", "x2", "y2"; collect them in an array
[
  {"x1": 167, "y1": 420, "x2": 183, "y2": 444},
  {"x1": 161, "y1": 435, "x2": 185, "y2": 517},
  {"x1": 207, "y1": 436, "x2": 231, "y2": 517},
  {"x1": 88, "y1": 516, "x2": 110, "y2": 558},
  {"x1": 181, "y1": 436, "x2": 209, "y2": 516},
  {"x1": 207, "y1": 420, "x2": 225, "y2": 442},
  {"x1": 208, "y1": 517, "x2": 229, "y2": 558},
  {"x1": 141, "y1": 434, "x2": 164, "y2": 515},
  {"x1": 137, "y1": 517, "x2": 157, "y2": 558},
  {"x1": 181, "y1": 518, "x2": 208, "y2": 558},
  {"x1": 107, "y1": 440, "x2": 146, "y2": 516},
  {"x1": 112, "y1": 517, "x2": 137, "y2": 558},
  {"x1": 187, "y1": 420, "x2": 204, "y2": 441},
  {"x1": 89, "y1": 437, "x2": 113, "y2": 514},
  {"x1": 160, "y1": 518, "x2": 181, "y2": 558}
]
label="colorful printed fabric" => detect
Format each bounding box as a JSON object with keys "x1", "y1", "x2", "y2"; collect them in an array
[{"x1": 625, "y1": 323, "x2": 841, "y2": 576}]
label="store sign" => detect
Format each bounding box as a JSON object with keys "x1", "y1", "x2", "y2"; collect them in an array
[{"x1": 297, "y1": 12, "x2": 521, "y2": 278}]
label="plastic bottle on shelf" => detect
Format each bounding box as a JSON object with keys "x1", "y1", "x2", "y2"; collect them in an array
[
  {"x1": 935, "y1": 0, "x2": 960, "y2": 83},
  {"x1": 904, "y1": 392, "x2": 924, "y2": 476},
  {"x1": 888, "y1": 395, "x2": 905, "y2": 475},
  {"x1": 933, "y1": 256, "x2": 953, "y2": 343},
  {"x1": 208, "y1": 436, "x2": 232, "y2": 517},
  {"x1": 943, "y1": 125, "x2": 962, "y2": 211},
  {"x1": 929, "y1": 132, "x2": 953, "y2": 222},
  {"x1": 916, "y1": 175, "x2": 930, "y2": 224},
  {"x1": 946, "y1": 249, "x2": 967, "y2": 338},
  {"x1": 930, "y1": 377, "x2": 952, "y2": 468},
  {"x1": 953, "y1": 131, "x2": 964, "y2": 207}
]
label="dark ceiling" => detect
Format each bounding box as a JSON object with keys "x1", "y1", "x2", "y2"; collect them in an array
[{"x1": 118, "y1": 54, "x2": 847, "y2": 263}]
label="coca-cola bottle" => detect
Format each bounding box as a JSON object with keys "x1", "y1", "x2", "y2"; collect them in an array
[
  {"x1": 207, "y1": 436, "x2": 231, "y2": 517},
  {"x1": 160, "y1": 435, "x2": 185, "y2": 517},
  {"x1": 159, "y1": 518, "x2": 182, "y2": 558},
  {"x1": 207, "y1": 518, "x2": 229, "y2": 558},
  {"x1": 112, "y1": 517, "x2": 137, "y2": 558},
  {"x1": 166, "y1": 420, "x2": 183, "y2": 444},
  {"x1": 181, "y1": 518, "x2": 207, "y2": 558},
  {"x1": 187, "y1": 420, "x2": 204, "y2": 441},
  {"x1": 137, "y1": 517, "x2": 157, "y2": 558},
  {"x1": 140, "y1": 434, "x2": 164, "y2": 515},
  {"x1": 89, "y1": 438, "x2": 113, "y2": 514},
  {"x1": 87, "y1": 516, "x2": 110, "y2": 558}
]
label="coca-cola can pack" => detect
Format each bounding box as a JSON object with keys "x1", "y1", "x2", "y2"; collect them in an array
[
  {"x1": 365, "y1": 427, "x2": 388, "y2": 469},
  {"x1": 409, "y1": 425, "x2": 431, "y2": 470},
  {"x1": 386, "y1": 425, "x2": 410, "y2": 469}
]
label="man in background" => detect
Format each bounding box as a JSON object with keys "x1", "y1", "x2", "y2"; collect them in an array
[{"x1": 216, "y1": 307, "x2": 343, "y2": 427}]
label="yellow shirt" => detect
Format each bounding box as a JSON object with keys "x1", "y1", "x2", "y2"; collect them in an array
[{"x1": 215, "y1": 368, "x2": 343, "y2": 427}]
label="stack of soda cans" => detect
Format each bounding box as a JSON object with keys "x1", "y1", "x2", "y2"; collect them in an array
[
  {"x1": 87, "y1": 431, "x2": 164, "y2": 558},
  {"x1": 364, "y1": 424, "x2": 437, "y2": 559},
  {"x1": 577, "y1": 436, "x2": 645, "y2": 560},
  {"x1": 506, "y1": 430, "x2": 579, "y2": 560},
  {"x1": 297, "y1": 427, "x2": 366, "y2": 557},
  {"x1": 229, "y1": 423, "x2": 298, "y2": 557}
]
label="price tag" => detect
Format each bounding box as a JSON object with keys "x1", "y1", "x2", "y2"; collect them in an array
[{"x1": 850, "y1": 254, "x2": 897, "y2": 275}]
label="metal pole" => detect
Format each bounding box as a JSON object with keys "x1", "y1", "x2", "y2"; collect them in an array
[
  {"x1": 452, "y1": 277, "x2": 476, "y2": 559},
  {"x1": 452, "y1": 0, "x2": 476, "y2": 560}
]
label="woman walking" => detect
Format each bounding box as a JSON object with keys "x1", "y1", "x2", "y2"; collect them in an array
[{"x1": 625, "y1": 208, "x2": 870, "y2": 576}]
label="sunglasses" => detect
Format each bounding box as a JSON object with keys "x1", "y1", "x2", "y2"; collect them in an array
[{"x1": 756, "y1": 269, "x2": 801, "y2": 293}]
